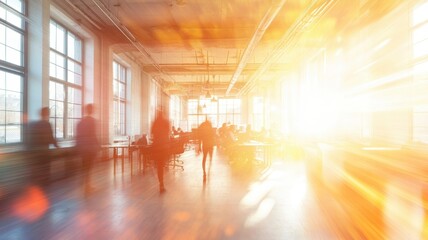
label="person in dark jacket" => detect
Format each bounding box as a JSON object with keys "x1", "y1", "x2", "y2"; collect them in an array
[
  {"x1": 151, "y1": 109, "x2": 171, "y2": 193},
  {"x1": 76, "y1": 104, "x2": 100, "y2": 194},
  {"x1": 26, "y1": 107, "x2": 59, "y2": 185},
  {"x1": 26, "y1": 107, "x2": 59, "y2": 151},
  {"x1": 198, "y1": 117, "x2": 215, "y2": 178}
]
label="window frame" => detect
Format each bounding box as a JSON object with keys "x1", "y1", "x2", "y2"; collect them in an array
[
  {"x1": 0, "y1": 0, "x2": 26, "y2": 144},
  {"x1": 411, "y1": 0, "x2": 428, "y2": 144},
  {"x1": 49, "y1": 18, "x2": 83, "y2": 140},
  {"x1": 187, "y1": 98, "x2": 241, "y2": 130},
  {"x1": 113, "y1": 60, "x2": 127, "y2": 136}
]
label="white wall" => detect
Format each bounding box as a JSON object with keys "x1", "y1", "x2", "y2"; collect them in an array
[{"x1": 27, "y1": 0, "x2": 50, "y2": 121}]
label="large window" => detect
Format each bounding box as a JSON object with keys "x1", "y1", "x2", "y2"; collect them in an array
[
  {"x1": 49, "y1": 20, "x2": 83, "y2": 139},
  {"x1": 113, "y1": 61, "x2": 126, "y2": 136},
  {"x1": 187, "y1": 98, "x2": 240, "y2": 130},
  {"x1": 169, "y1": 95, "x2": 181, "y2": 129},
  {"x1": 252, "y1": 97, "x2": 264, "y2": 131},
  {"x1": 217, "y1": 98, "x2": 240, "y2": 126},
  {"x1": 412, "y1": 0, "x2": 428, "y2": 143},
  {"x1": 0, "y1": 0, "x2": 25, "y2": 143}
]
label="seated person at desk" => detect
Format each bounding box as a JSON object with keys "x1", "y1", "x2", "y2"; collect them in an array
[
  {"x1": 171, "y1": 126, "x2": 178, "y2": 137},
  {"x1": 176, "y1": 127, "x2": 184, "y2": 136},
  {"x1": 133, "y1": 134, "x2": 150, "y2": 167},
  {"x1": 237, "y1": 124, "x2": 255, "y2": 142},
  {"x1": 228, "y1": 124, "x2": 257, "y2": 164},
  {"x1": 135, "y1": 134, "x2": 148, "y2": 146},
  {"x1": 225, "y1": 125, "x2": 238, "y2": 145},
  {"x1": 217, "y1": 123, "x2": 229, "y2": 149},
  {"x1": 243, "y1": 125, "x2": 257, "y2": 158},
  {"x1": 130, "y1": 134, "x2": 148, "y2": 151},
  {"x1": 256, "y1": 127, "x2": 269, "y2": 141}
]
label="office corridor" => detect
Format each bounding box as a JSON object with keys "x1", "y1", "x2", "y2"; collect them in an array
[{"x1": 0, "y1": 147, "x2": 427, "y2": 239}]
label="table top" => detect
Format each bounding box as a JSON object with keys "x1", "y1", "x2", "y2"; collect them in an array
[
  {"x1": 237, "y1": 141, "x2": 273, "y2": 147},
  {"x1": 101, "y1": 144, "x2": 134, "y2": 148},
  {"x1": 361, "y1": 147, "x2": 402, "y2": 151}
]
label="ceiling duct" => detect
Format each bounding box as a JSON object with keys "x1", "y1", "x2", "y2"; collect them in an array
[
  {"x1": 238, "y1": 0, "x2": 337, "y2": 96},
  {"x1": 65, "y1": 0, "x2": 101, "y2": 30},
  {"x1": 225, "y1": 0, "x2": 287, "y2": 95},
  {"x1": 90, "y1": 0, "x2": 176, "y2": 85}
]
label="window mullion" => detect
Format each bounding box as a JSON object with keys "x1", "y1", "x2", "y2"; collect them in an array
[
  {"x1": 123, "y1": 74, "x2": 127, "y2": 135},
  {"x1": 63, "y1": 27, "x2": 68, "y2": 139},
  {"x1": 0, "y1": 18, "x2": 25, "y2": 33},
  {"x1": 49, "y1": 19, "x2": 83, "y2": 140},
  {"x1": 64, "y1": 84, "x2": 68, "y2": 139}
]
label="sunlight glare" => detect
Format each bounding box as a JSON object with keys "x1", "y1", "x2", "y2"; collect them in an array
[
  {"x1": 244, "y1": 198, "x2": 275, "y2": 228},
  {"x1": 240, "y1": 181, "x2": 273, "y2": 210}
]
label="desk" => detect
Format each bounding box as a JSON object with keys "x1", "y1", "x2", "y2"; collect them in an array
[
  {"x1": 139, "y1": 145, "x2": 153, "y2": 171},
  {"x1": 362, "y1": 147, "x2": 402, "y2": 151},
  {"x1": 138, "y1": 143, "x2": 185, "y2": 171},
  {"x1": 102, "y1": 144, "x2": 135, "y2": 174},
  {"x1": 232, "y1": 141, "x2": 273, "y2": 171}
]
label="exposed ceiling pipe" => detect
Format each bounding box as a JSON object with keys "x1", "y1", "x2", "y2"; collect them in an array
[
  {"x1": 90, "y1": 0, "x2": 176, "y2": 84},
  {"x1": 65, "y1": 0, "x2": 102, "y2": 30},
  {"x1": 238, "y1": 0, "x2": 337, "y2": 96},
  {"x1": 225, "y1": 0, "x2": 287, "y2": 95}
]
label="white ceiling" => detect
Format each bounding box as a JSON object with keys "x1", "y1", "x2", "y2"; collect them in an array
[{"x1": 54, "y1": 0, "x2": 401, "y2": 98}]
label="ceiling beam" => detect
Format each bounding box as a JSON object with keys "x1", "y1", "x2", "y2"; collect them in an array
[
  {"x1": 239, "y1": 0, "x2": 338, "y2": 96},
  {"x1": 226, "y1": 0, "x2": 287, "y2": 95},
  {"x1": 142, "y1": 63, "x2": 292, "y2": 75},
  {"x1": 166, "y1": 82, "x2": 245, "y2": 89}
]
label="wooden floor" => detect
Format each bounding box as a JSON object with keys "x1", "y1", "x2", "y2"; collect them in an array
[{"x1": 0, "y1": 147, "x2": 427, "y2": 239}]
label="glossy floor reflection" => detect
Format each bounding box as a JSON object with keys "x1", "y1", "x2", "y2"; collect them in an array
[{"x1": 0, "y1": 148, "x2": 427, "y2": 239}]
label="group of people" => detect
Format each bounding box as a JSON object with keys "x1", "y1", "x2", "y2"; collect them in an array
[
  {"x1": 25, "y1": 106, "x2": 177, "y2": 195},
  {"x1": 24, "y1": 105, "x2": 262, "y2": 195},
  {"x1": 171, "y1": 126, "x2": 184, "y2": 137},
  {"x1": 218, "y1": 123, "x2": 273, "y2": 149},
  {"x1": 150, "y1": 112, "x2": 216, "y2": 192},
  {"x1": 26, "y1": 104, "x2": 100, "y2": 194}
]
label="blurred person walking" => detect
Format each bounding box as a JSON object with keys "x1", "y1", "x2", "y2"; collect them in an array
[
  {"x1": 151, "y1": 109, "x2": 171, "y2": 193},
  {"x1": 26, "y1": 107, "x2": 59, "y2": 185},
  {"x1": 198, "y1": 117, "x2": 215, "y2": 179},
  {"x1": 75, "y1": 104, "x2": 100, "y2": 194}
]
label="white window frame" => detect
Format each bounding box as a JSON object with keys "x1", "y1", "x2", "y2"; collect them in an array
[
  {"x1": 0, "y1": 0, "x2": 25, "y2": 144},
  {"x1": 113, "y1": 60, "x2": 127, "y2": 136},
  {"x1": 49, "y1": 19, "x2": 83, "y2": 140}
]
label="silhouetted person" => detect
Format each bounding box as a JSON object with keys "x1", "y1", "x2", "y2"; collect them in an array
[
  {"x1": 151, "y1": 109, "x2": 171, "y2": 193},
  {"x1": 75, "y1": 104, "x2": 100, "y2": 194},
  {"x1": 218, "y1": 122, "x2": 229, "y2": 149},
  {"x1": 26, "y1": 107, "x2": 59, "y2": 151},
  {"x1": 172, "y1": 126, "x2": 178, "y2": 136},
  {"x1": 198, "y1": 117, "x2": 215, "y2": 178},
  {"x1": 258, "y1": 127, "x2": 269, "y2": 141},
  {"x1": 177, "y1": 127, "x2": 183, "y2": 135},
  {"x1": 26, "y1": 107, "x2": 59, "y2": 184},
  {"x1": 241, "y1": 124, "x2": 256, "y2": 164},
  {"x1": 245, "y1": 124, "x2": 254, "y2": 140},
  {"x1": 137, "y1": 134, "x2": 148, "y2": 146}
]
